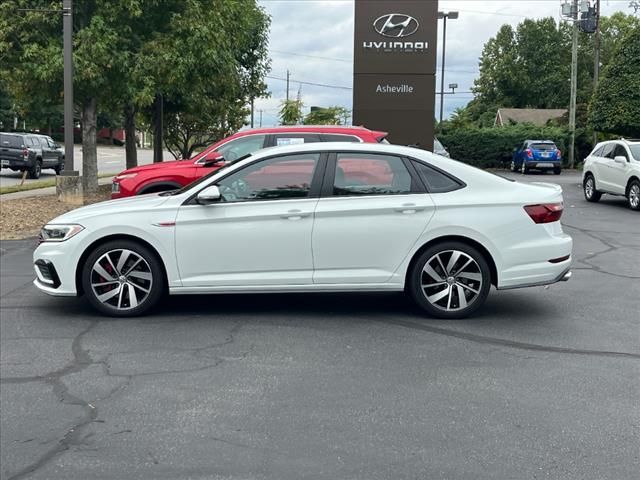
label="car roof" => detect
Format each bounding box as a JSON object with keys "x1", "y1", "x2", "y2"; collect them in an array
[
  {"x1": 233, "y1": 125, "x2": 386, "y2": 136},
  {"x1": 526, "y1": 140, "x2": 555, "y2": 143}
]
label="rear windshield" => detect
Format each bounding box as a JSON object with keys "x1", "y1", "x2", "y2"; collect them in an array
[
  {"x1": 629, "y1": 145, "x2": 640, "y2": 160},
  {"x1": 531, "y1": 143, "x2": 557, "y2": 151},
  {"x1": 0, "y1": 134, "x2": 24, "y2": 148}
]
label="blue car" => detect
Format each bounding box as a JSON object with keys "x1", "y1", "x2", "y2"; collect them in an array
[{"x1": 511, "y1": 140, "x2": 562, "y2": 175}]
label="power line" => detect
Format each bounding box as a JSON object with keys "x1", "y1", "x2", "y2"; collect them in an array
[{"x1": 266, "y1": 75, "x2": 352, "y2": 90}]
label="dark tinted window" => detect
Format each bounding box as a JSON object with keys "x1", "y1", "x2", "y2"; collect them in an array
[
  {"x1": 0, "y1": 134, "x2": 24, "y2": 148},
  {"x1": 321, "y1": 134, "x2": 361, "y2": 143},
  {"x1": 412, "y1": 161, "x2": 463, "y2": 193},
  {"x1": 273, "y1": 134, "x2": 321, "y2": 146},
  {"x1": 531, "y1": 143, "x2": 557, "y2": 151},
  {"x1": 601, "y1": 143, "x2": 616, "y2": 158},
  {"x1": 333, "y1": 153, "x2": 413, "y2": 196},
  {"x1": 217, "y1": 153, "x2": 319, "y2": 202}
]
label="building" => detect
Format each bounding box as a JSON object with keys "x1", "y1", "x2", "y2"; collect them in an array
[{"x1": 494, "y1": 108, "x2": 568, "y2": 127}]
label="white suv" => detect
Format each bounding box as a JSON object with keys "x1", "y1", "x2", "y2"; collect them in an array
[{"x1": 582, "y1": 139, "x2": 640, "y2": 211}]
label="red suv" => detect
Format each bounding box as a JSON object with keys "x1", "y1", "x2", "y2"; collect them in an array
[{"x1": 111, "y1": 126, "x2": 387, "y2": 198}]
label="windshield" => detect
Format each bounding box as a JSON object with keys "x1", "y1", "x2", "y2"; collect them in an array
[
  {"x1": 629, "y1": 144, "x2": 640, "y2": 161},
  {"x1": 162, "y1": 154, "x2": 253, "y2": 196},
  {"x1": 531, "y1": 143, "x2": 556, "y2": 151}
]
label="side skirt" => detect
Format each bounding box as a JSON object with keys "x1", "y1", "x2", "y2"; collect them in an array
[{"x1": 169, "y1": 283, "x2": 405, "y2": 295}]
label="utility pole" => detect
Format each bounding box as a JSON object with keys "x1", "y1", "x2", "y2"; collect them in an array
[
  {"x1": 286, "y1": 70, "x2": 290, "y2": 102},
  {"x1": 592, "y1": 0, "x2": 601, "y2": 146},
  {"x1": 259, "y1": 109, "x2": 263, "y2": 127},
  {"x1": 250, "y1": 97, "x2": 254, "y2": 128},
  {"x1": 568, "y1": 0, "x2": 579, "y2": 169},
  {"x1": 437, "y1": 11, "x2": 458, "y2": 134}
]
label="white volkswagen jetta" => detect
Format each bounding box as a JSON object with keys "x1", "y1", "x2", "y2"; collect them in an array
[{"x1": 34, "y1": 143, "x2": 572, "y2": 319}]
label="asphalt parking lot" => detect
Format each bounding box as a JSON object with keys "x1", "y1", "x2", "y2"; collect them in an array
[{"x1": 1, "y1": 170, "x2": 638, "y2": 480}]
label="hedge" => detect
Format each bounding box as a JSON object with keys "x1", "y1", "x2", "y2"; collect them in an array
[{"x1": 439, "y1": 126, "x2": 592, "y2": 169}]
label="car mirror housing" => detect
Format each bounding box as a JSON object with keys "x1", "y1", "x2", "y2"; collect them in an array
[
  {"x1": 202, "y1": 156, "x2": 225, "y2": 167},
  {"x1": 196, "y1": 185, "x2": 221, "y2": 204},
  {"x1": 613, "y1": 155, "x2": 627, "y2": 164}
]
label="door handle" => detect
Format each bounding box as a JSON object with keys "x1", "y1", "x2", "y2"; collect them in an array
[
  {"x1": 281, "y1": 209, "x2": 308, "y2": 220},
  {"x1": 394, "y1": 203, "x2": 422, "y2": 214}
]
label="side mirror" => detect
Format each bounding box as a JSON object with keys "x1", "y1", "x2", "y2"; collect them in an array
[
  {"x1": 203, "y1": 156, "x2": 225, "y2": 167},
  {"x1": 196, "y1": 185, "x2": 221, "y2": 205},
  {"x1": 613, "y1": 155, "x2": 627, "y2": 165}
]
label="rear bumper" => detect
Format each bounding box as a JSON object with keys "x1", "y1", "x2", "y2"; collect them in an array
[
  {"x1": 0, "y1": 157, "x2": 34, "y2": 169},
  {"x1": 525, "y1": 159, "x2": 561, "y2": 169},
  {"x1": 497, "y1": 266, "x2": 571, "y2": 290}
]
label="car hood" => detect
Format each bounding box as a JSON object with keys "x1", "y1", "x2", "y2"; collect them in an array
[
  {"x1": 116, "y1": 159, "x2": 194, "y2": 176},
  {"x1": 50, "y1": 193, "x2": 172, "y2": 224}
]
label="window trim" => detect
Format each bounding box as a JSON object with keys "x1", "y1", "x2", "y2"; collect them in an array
[
  {"x1": 320, "y1": 151, "x2": 426, "y2": 199},
  {"x1": 409, "y1": 158, "x2": 466, "y2": 194},
  {"x1": 184, "y1": 151, "x2": 328, "y2": 205}
]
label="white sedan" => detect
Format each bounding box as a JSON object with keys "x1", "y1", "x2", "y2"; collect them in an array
[
  {"x1": 33, "y1": 143, "x2": 572, "y2": 319},
  {"x1": 582, "y1": 139, "x2": 640, "y2": 210}
]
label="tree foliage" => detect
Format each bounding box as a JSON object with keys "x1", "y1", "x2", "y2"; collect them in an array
[
  {"x1": 303, "y1": 106, "x2": 350, "y2": 125},
  {"x1": 589, "y1": 26, "x2": 640, "y2": 136},
  {"x1": 279, "y1": 99, "x2": 304, "y2": 125}
]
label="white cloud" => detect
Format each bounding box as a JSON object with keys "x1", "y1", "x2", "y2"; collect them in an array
[{"x1": 254, "y1": 0, "x2": 632, "y2": 126}]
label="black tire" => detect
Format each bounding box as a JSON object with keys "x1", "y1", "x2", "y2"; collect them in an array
[
  {"x1": 54, "y1": 160, "x2": 64, "y2": 175},
  {"x1": 81, "y1": 240, "x2": 165, "y2": 317},
  {"x1": 28, "y1": 159, "x2": 42, "y2": 179},
  {"x1": 627, "y1": 179, "x2": 640, "y2": 211},
  {"x1": 554, "y1": 167, "x2": 561, "y2": 175},
  {"x1": 407, "y1": 241, "x2": 492, "y2": 319},
  {"x1": 583, "y1": 174, "x2": 602, "y2": 202}
]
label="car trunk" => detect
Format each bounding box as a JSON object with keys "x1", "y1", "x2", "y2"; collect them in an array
[{"x1": 0, "y1": 134, "x2": 26, "y2": 163}]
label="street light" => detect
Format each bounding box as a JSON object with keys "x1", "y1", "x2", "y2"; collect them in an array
[
  {"x1": 449, "y1": 83, "x2": 458, "y2": 94},
  {"x1": 438, "y1": 11, "x2": 458, "y2": 132}
]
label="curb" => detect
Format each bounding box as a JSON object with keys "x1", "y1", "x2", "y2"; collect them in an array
[{"x1": 0, "y1": 177, "x2": 113, "y2": 201}]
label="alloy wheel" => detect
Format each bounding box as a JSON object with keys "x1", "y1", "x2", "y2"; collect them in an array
[
  {"x1": 585, "y1": 177, "x2": 594, "y2": 199},
  {"x1": 90, "y1": 249, "x2": 153, "y2": 310},
  {"x1": 421, "y1": 250, "x2": 483, "y2": 312},
  {"x1": 630, "y1": 184, "x2": 640, "y2": 209}
]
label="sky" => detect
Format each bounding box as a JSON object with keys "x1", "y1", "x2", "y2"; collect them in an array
[{"x1": 252, "y1": 0, "x2": 636, "y2": 127}]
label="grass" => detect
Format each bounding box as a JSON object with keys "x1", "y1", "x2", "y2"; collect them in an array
[{"x1": 0, "y1": 173, "x2": 114, "y2": 195}]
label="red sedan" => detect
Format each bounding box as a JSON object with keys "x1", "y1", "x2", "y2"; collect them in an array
[{"x1": 111, "y1": 126, "x2": 387, "y2": 198}]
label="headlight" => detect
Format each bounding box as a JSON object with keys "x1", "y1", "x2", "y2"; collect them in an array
[
  {"x1": 39, "y1": 224, "x2": 84, "y2": 243},
  {"x1": 115, "y1": 173, "x2": 137, "y2": 181}
]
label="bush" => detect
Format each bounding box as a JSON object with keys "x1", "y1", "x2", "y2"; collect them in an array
[{"x1": 439, "y1": 126, "x2": 578, "y2": 168}]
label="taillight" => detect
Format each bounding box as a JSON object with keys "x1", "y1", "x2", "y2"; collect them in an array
[
  {"x1": 525, "y1": 149, "x2": 533, "y2": 159},
  {"x1": 23, "y1": 148, "x2": 29, "y2": 158},
  {"x1": 556, "y1": 149, "x2": 562, "y2": 159},
  {"x1": 524, "y1": 203, "x2": 563, "y2": 224}
]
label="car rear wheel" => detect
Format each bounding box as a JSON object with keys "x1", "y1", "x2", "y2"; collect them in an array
[
  {"x1": 628, "y1": 179, "x2": 640, "y2": 211},
  {"x1": 521, "y1": 162, "x2": 528, "y2": 174},
  {"x1": 81, "y1": 240, "x2": 165, "y2": 316},
  {"x1": 584, "y1": 174, "x2": 601, "y2": 202},
  {"x1": 408, "y1": 242, "x2": 491, "y2": 319},
  {"x1": 28, "y1": 159, "x2": 42, "y2": 179},
  {"x1": 554, "y1": 167, "x2": 561, "y2": 175}
]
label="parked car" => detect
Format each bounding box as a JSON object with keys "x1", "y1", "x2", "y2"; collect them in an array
[
  {"x1": 0, "y1": 132, "x2": 65, "y2": 178},
  {"x1": 35, "y1": 142, "x2": 572, "y2": 319},
  {"x1": 582, "y1": 139, "x2": 640, "y2": 211},
  {"x1": 111, "y1": 125, "x2": 388, "y2": 198},
  {"x1": 511, "y1": 140, "x2": 562, "y2": 175},
  {"x1": 434, "y1": 137, "x2": 450, "y2": 157}
]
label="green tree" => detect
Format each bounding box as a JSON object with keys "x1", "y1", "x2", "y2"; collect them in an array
[
  {"x1": 303, "y1": 106, "x2": 350, "y2": 125},
  {"x1": 279, "y1": 99, "x2": 304, "y2": 125},
  {"x1": 589, "y1": 26, "x2": 640, "y2": 136}
]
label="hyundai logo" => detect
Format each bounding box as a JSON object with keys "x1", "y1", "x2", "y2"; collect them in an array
[{"x1": 373, "y1": 13, "x2": 419, "y2": 38}]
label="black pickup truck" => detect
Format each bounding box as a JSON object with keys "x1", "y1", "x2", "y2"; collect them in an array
[{"x1": 0, "y1": 132, "x2": 65, "y2": 179}]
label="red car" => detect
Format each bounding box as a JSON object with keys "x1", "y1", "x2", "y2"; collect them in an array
[{"x1": 111, "y1": 125, "x2": 388, "y2": 198}]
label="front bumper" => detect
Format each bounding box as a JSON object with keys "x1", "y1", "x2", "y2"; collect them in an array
[{"x1": 33, "y1": 240, "x2": 82, "y2": 296}]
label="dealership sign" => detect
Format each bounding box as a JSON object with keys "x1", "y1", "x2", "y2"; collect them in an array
[{"x1": 353, "y1": 0, "x2": 438, "y2": 150}]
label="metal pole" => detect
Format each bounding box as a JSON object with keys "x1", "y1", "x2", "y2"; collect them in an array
[
  {"x1": 439, "y1": 15, "x2": 447, "y2": 133},
  {"x1": 568, "y1": 0, "x2": 578, "y2": 169},
  {"x1": 62, "y1": 0, "x2": 74, "y2": 173},
  {"x1": 259, "y1": 110, "x2": 263, "y2": 127},
  {"x1": 592, "y1": 0, "x2": 600, "y2": 146},
  {"x1": 250, "y1": 97, "x2": 254, "y2": 128},
  {"x1": 286, "y1": 70, "x2": 290, "y2": 102}
]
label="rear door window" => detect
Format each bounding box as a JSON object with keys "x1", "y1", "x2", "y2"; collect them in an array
[
  {"x1": 531, "y1": 143, "x2": 556, "y2": 151},
  {"x1": 412, "y1": 161, "x2": 463, "y2": 193},
  {"x1": 332, "y1": 153, "x2": 415, "y2": 196},
  {"x1": 0, "y1": 134, "x2": 24, "y2": 148},
  {"x1": 273, "y1": 133, "x2": 321, "y2": 146}
]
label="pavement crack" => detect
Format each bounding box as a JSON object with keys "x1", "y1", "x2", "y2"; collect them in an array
[{"x1": 380, "y1": 318, "x2": 640, "y2": 360}]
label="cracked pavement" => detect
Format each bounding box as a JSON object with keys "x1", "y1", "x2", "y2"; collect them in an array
[{"x1": 1, "y1": 171, "x2": 638, "y2": 479}]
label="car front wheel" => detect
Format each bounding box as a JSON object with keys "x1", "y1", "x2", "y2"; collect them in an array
[
  {"x1": 81, "y1": 240, "x2": 165, "y2": 316},
  {"x1": 628, "y1": 179, "x2": 640, "y2": 211},
  {"x1": 583, "y1": 174, "x2": 602, "y2": 202},
  {"x1": 408, "y1": 242, "x2": 491, "y2": 319}
]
